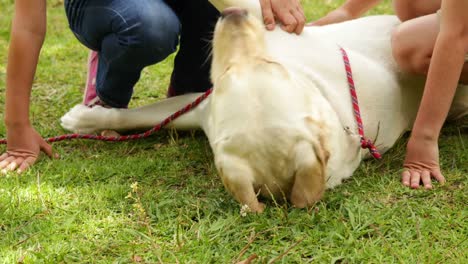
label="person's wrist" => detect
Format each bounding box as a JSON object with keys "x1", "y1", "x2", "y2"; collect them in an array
[
  {"x1": 4, "y1": 118, "x2": 31, "y2": 129},
  {"x1": 409, "y1": 130, "x2": 438, "y2": 143}
]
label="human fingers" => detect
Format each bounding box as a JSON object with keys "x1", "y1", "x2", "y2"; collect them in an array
[
  {"x1": 431, "y1": 170, "x2": 445, "y2": 185},
  {"x1": 420, "y1": 170, "x2": 432, "y2": 189},
  {"x1": 0, "y1": 153, "x2": 8, "y2": 162},
  {"x1": 4, "y1": 156, "x2": 25, "y2": 173},
  {"x1": 292, "y1": 9, "x2": 305, "y2": 34},
  {"x1": 260, "y1": 0, "x2": 275, "y2": 30},
  {"x1": 40, "y1": 140, "x2": 55, "y2": 158},
  {"x1": 17, "y1": 156, "x2": 37, "y2": 174},
  {"x1": 0, "y1": 156, "x2": 16, "y2": 172},
  {"x1": 401, "y1": 170, "x2": 411, "y2": 186},
  {"x1": 410, "y1": 170, "x2": 421, "y2": 189},
  {"x1": 279, "y1": 13, "x2": 298, "y2": 33}
]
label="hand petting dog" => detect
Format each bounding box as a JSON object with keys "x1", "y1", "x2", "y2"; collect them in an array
[{"x1": 260, "y1": 0, "x2": 306, "y2": 34}]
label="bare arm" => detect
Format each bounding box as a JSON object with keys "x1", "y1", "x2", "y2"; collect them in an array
[
  {"x1": 412, "y1": 1, "x2": 468, "y2": 140},
  {"x1": 402, "y1": 0, "x2": 468, "y2": 188},
  {"x1": 1, "y1": 0, "x2": 53, "y2": 174},
  {"x1": 5, "y1": 0, "x2": 47, "y2": 126},
  {"x1": 339, "y1": 0, "x2": 381, "y2": 19},
  {"x1": 312, "y1": 0, "x2": 381, "y2": 26}
]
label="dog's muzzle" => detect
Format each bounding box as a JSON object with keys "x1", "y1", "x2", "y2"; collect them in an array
[{"x1": 221, "y1": 7, "x2": 248, "y2": 19}]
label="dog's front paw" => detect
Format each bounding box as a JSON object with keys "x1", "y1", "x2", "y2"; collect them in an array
[
  {"x1": 60, "y1": 104, "x2": 117, "y2": 133},
  {"x1": 240, "y1": 202, "x2": 265, "y2": 216}
]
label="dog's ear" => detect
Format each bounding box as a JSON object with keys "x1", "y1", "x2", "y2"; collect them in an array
[
  {"x1": 303, "y1": 116, "x2": 330, "y2": 167},
  {"x1": 289, "y1": 140, "x2": 327, "y2": 208},
  {"x1": 316, "y1": 133, "x2": 331, "y2": 168}
]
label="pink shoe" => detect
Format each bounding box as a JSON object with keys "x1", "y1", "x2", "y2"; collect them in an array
[
  {"x1": 83, "y1": 50, "x2": 100, "y2": 106},
  {"x1": 82, "y1": 51, "x2": 126, "y2": 108}
]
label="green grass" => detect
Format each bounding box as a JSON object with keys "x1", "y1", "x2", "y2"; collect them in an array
[{"x1": 0, "y1": 0, "x2": 467, "y2": 263}]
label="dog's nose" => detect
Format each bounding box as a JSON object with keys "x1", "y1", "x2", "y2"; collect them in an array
[{"x1": 221, "y1": 7, "x2": 248, "y2": 18}]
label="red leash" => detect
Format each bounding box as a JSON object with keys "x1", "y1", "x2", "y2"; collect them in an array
[
  {"x1": 339, "y1": 47, "x2": 382, "y2": 159},
  {"x1": 0, "y1": 89, "x2": 212, "y2": 145},
  {"x1": 1, "y1": 48, "x2": 381, "y2": 160}
]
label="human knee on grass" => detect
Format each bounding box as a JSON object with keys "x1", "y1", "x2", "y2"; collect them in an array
[
  {"x1": 391, "y1": 12, "x2": 468, "y2": 84},
  {"x1": 391, "y1": 14, "x2": 439, "y2": 76},
  {"x1": 392, "y1": 0, "x2": 441, "y2": 21}
]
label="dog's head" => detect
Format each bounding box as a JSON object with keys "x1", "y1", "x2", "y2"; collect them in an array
[{"x1": 211, "y1": 7, "x2": 268, "y2": 83}]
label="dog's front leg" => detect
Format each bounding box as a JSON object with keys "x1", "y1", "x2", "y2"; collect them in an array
[
  {"x1": 209, "y1": 0, "x2": 262, "y2": 20},
  {"x1": 61, "y1": 94, "x2": 208, "y2": 133},
  {"x1": 216, "y1": 154, "x2": 265, "y2": 213}
]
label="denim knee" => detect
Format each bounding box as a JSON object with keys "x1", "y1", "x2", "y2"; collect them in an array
[
  {"x1": 113, "y1": 7, "x2": 181, "y2": 65},
  {"x1": 135, "y1": 9, "x2": 180, "y2": 62},
  {"x1": 67, "y1": 0, "x2": 181, "y2": 65}
]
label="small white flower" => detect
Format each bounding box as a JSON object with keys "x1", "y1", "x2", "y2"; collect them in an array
[{"x1": 240, "y1": 204, "x2": 251, "y2": 217}]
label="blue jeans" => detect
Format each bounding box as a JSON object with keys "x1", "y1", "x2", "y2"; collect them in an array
[{"x1": 65, "y1": 0, "x2": 218, "y2": 107}]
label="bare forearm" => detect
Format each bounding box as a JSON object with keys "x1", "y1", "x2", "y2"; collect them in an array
[
  {"x1": 412, "y1": 33, "x2": 466, "y2": 140},
  {"x1": 341, "y1": 0, "x2": 381, "y2": 18},
  {"x1": 5, "y1": 32, "x2": 45, "y2": 125},
  {"x1": 4, "y1": 0, "x2": 46, "y2": 126}
]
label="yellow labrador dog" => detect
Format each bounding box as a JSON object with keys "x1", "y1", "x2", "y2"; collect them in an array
[{"x1": 61, "y1": 1, "x2": 468, "y2": 212}]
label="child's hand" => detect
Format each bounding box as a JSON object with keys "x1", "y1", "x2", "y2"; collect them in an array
[
  {"x1": 401, "y1": 135, "x2": 445, "y2": 189},
  {"x1": 260, "y1": 0, "x2": 306, "y2": 34},
  {"x1": 0, "y1": 124, "x2": 55, "y2": 174}
]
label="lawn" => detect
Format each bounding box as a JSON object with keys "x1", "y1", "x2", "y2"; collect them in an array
[{"x1": 0, "y1": 0, "x2": 467, "y2": 263}]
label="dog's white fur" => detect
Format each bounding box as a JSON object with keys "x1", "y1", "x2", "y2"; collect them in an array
[{"x1": 61, "y1": 1, "x2": 468, "y2": 212}]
